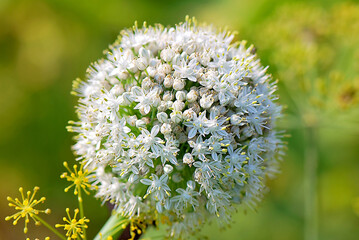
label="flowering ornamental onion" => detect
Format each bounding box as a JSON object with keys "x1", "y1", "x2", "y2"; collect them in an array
[{"x1": 69, "y1": 17, "x2": 284, "y2": 238}]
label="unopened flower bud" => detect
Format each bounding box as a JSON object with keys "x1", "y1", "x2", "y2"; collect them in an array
[
  {"x1": 158, "y1": 64, "x2": 172, "y2": 74},
  {"x1": 139, "y1": 47, "x2": 151, "y2": 59},
  {"x1": 200, "y1": 94, "x2": 214, "y2": 109},
  {"x1": 188, "y1": 102, "x2": 200, "y2": 113},
  {"x1": 157, "y1": 112, "x2": 168, "y2": 123},
  {"x1": 136, "y1": 119, "x2": 146, "y2": 128},
  {"x1": 135, "y1": 58, "x2": 148, "y2": 70},
  {"x1": 183, "y1": 153, "x2": 194, "y2": 166},
  {"x1": 186, "y1": 89, "x2": 198, "y2": 102},
  {"x1": 182, "y1": 109, "x2": 195, "y2": 120},
  {"x1": 154, "y1": 73, "x2": 165, "y2": 84},
  {"x1": 230, "y1": 114, "x2": 243, "y2": 125},
  {"x1": 173, "y1": 78, "x2": 185, "y2": 90},
  {"x1": 110, "y1": 84, "x2": 124, "y2": 96},
  {"x1": 164, "y1": 164, "x2": 173, "y2": 174},
  {"x1": 141, "y1": 77, "x2": 153, "y2": 90},
  {"x1": 173, "y1": 100, "x2": 185, "y2": 111},
  {"x1": 166, "y1": 100, "x2": 174, "y2": 109},
  {"x1": 163, "y1": 91, "x2": 174, "y2": 101},
  {"x1": 161, "y1": 123, "x2": 172, "y2": 135},
  {"x1": 158, "y1": 101, "x2": 168, "y2": 112},
  {"x1": 146, "y1": 66, "x2": 156, "y2": 77},
  {"x1": 170, "y1": 111, "x2": 182, "y2": 124},
  {"x1": 161, "y1": 48, "x2": 175, "y2": 62},
  {"x1": 176, "y1": 91, "x2": 186, "y2": 101},
  {"x1": 164, "y1": 75, "x2": 174, "y2": 88}
]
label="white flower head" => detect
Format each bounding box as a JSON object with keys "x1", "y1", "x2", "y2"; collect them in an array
[{"x1": 70, "y1": 17, "x2": 284, "y2": 239}]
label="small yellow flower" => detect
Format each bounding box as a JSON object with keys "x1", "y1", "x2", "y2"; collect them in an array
[
  {"x1": 61, "y1": 161, "x2": 93, "y2": 202},
  {"x1": 56, "y1": 208, "x2": 89, "y2": 240},
  {"x1": 5, "y1": 187, "x2": 51, "y2": 233}
]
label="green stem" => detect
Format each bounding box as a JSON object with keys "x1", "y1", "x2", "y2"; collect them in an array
[
  {"x1": 94, "y1": 213, "x2": 128, "y2": 240},
  {"x1": 304, "y1": 125, "x2": 319, "y2": 240},
  {"x1": 34, "y1": 215, "x2": 66, "y2": 240},
  {"x1": 78, "y1": 189, "x2": 87, "y2": 239}
]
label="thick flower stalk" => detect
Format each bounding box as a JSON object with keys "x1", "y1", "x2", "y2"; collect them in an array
[
  {"x1": 69, "y1": 17, "x2": 283, "y2": 238},
  {"x1": 6, "y1": 187, "x2": 66, "y2": 240},
  {"x1": 56, "y1": 208, "x2": 90, "y2": 240}
]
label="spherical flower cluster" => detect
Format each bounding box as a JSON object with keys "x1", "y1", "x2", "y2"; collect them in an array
[
  {"x1": 253, "y1": 3, "x2": 359, "y2": 114},
  {"x1": 69, "y1": 17, "x2": 284, "y2": 238}
]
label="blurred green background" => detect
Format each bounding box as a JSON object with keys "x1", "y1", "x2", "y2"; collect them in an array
[{"x1": 1, "y1": 0, "x2": 359, "y2": 239}]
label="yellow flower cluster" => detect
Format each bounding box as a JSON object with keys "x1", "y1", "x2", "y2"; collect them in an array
[
  {"x1": 55, "y1": 208, "x2": 90, "y2": 240},
  {"x1": 6, "y1": 161, "x2": 94, "y2": 239},
  {"x1": 5, "y1": 187, "x2": 50, "y2": 233},
  {"x1": 61, "y1": 161, "x2": 94, "y2": 202}
]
